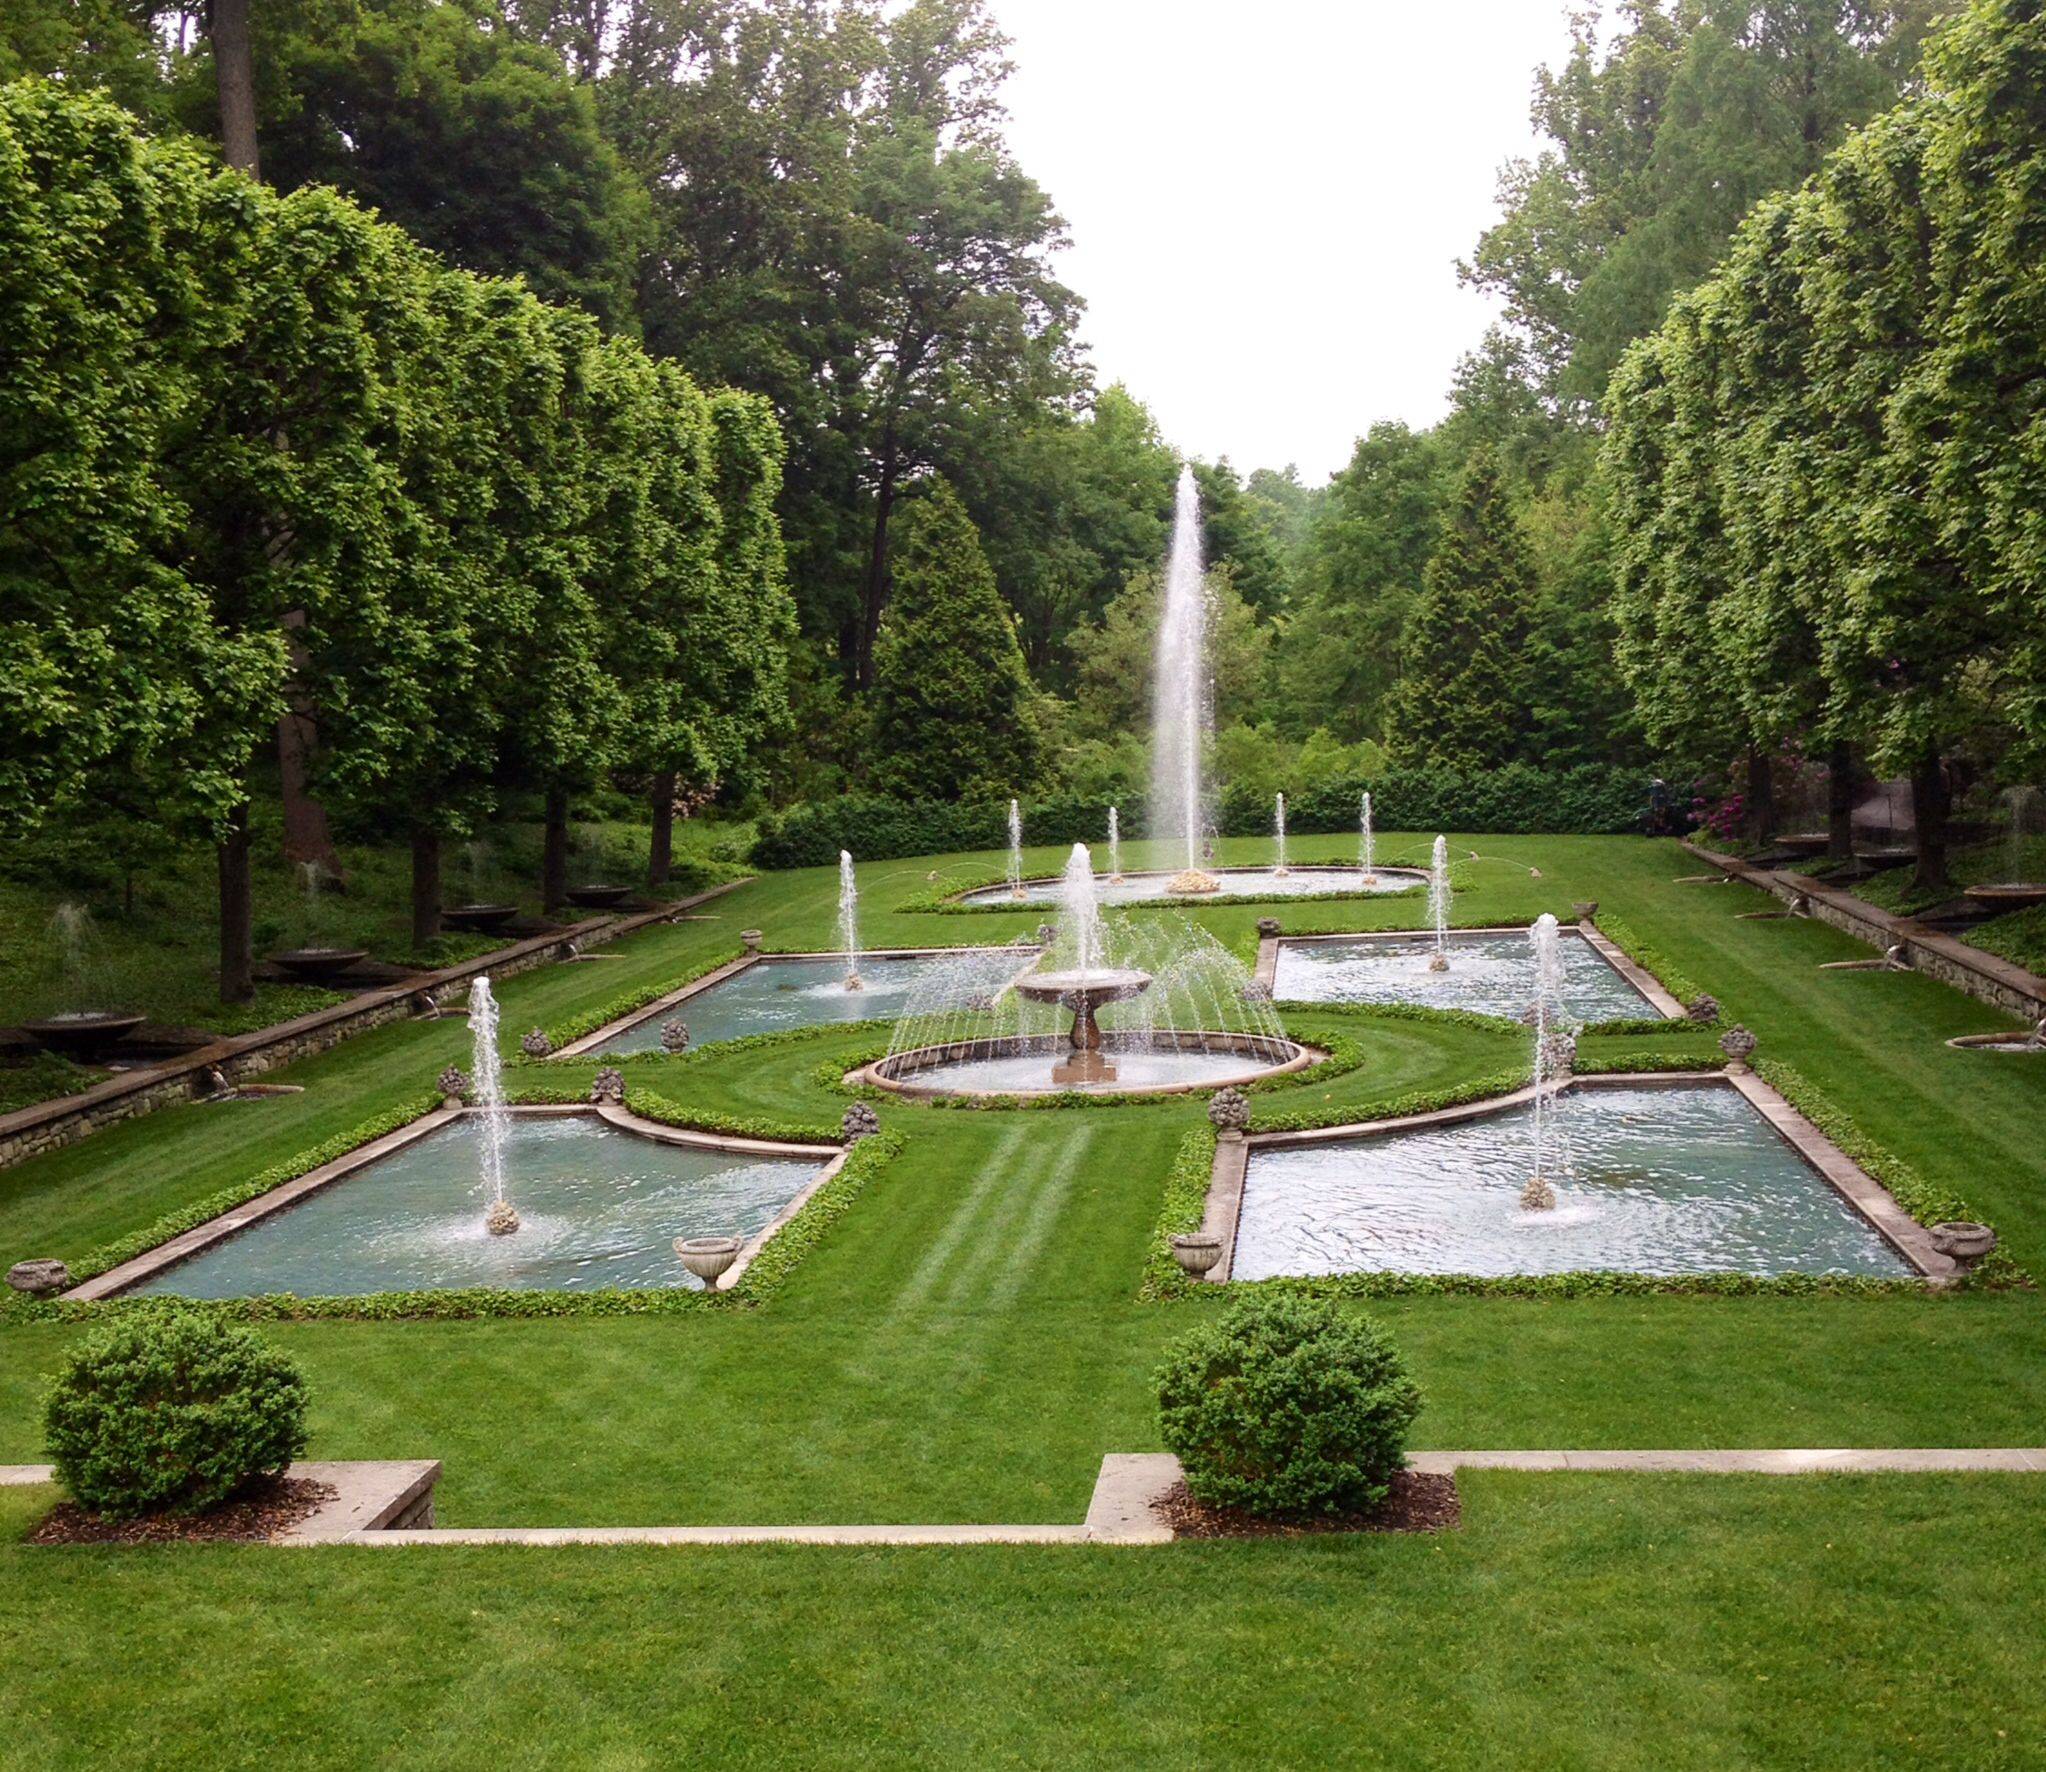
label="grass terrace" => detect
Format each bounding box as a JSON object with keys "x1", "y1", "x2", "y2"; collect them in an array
[{"x1": 3, "y1": 832, "x2": 2044, "y2": 1762}]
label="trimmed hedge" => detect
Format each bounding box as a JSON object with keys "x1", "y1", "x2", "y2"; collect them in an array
[
  {"x1": 753, "y1": 767, "x2": 1657, "y2": 867},
  {"x1": 45, "y1": 1315, "x2": 309, "y2": 1517},
  {"x1": 1155, "y1": 1294, "x2": 1420, "y2": 1518}
]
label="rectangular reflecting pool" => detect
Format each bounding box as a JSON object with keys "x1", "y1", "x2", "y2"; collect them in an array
[
  {"x1": 588, "y1": 950, "x2": 1026, "y2": 1055},
  {"x1": 1233, "y1": 1083, "x2": 1914, "y2": 1280},
  {"x1": 129, "y1": 1114, "x2": 824, "y2": 1298},
  {"x1": 1272, "y1": 929, "x2": 1655, "y2": 1022}
]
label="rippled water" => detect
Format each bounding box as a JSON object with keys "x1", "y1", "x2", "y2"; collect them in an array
[
  {"x1": 130, "y1": 1115, "x2": 823, "y2": 1298},
  {"x1": 1272, "y1": 929, "x2": 1654, "y2": 1022},
  {"x1": 593, "y1": 951, "x2": 1024, "y2": 1054},
  {"x1": 958, "y1": 867, "x2": 1421, "y2": 907},
  {"x1": 1233, "y1": 1084, "x2": 1911, "y2": 1279}
]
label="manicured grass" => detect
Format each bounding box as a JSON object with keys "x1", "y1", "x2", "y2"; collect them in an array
[
  {"x1": 0, "y1": 810, "x2": 747, "y2": 1032},
  {"x1": 1, "y1": 832, "x2": 2042, "y2": 1765},
  {"x1": 2, "y1": 1472, "x2": 2042, "y2": 1768}
]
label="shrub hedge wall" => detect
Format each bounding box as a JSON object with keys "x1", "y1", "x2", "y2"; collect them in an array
[{"x1": 752, "y1": 767, "x2": 1654, "y2": 868}]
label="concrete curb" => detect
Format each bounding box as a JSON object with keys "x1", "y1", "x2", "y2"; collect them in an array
[{"x1": 11, "y1": 1450, "x2": 2042, "y2": 1545}]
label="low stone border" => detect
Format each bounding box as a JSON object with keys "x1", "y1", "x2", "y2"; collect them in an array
[
  {"x1": 62, "y1": 1103, "x2": 839, "y2": 1302},
  {"x1": 18, "y1": 1446, "x2": 2031, "y2": 1549},
  {"x1": 1255, "y1": 924, "x2": 1684, "y2": 1020},
  {"x1": 1683, "y1": 842, "x2": 2046, "y2": 1022},
  {"x1": 0, "y1": 880, "x2": 751, "y2": 1173},
  {"x1": 553, "y1": 943, "x2": 1035, "y2": 1060},
  {"x1": 1196, "y1": 1070, "x2": 1958, "y2": 1285},
  {"x1": 852, "y1": 1032, "x2": 1321, "y2": 1102}
]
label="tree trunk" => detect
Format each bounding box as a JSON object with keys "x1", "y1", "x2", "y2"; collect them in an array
[
  {"x1": 210, "y1": 0, "x2": 261, "y2": 178},
  {"x1": 275, "y1": 610, "x2": 342, "y2": 874},
  {"x1": 1744, "y1": 747, "x2": 1777, "y2": 847},
  {"x1": 1827, "y1": 744, "x2": 1857, "y2": 861},
  {"x1": 218, "y1": 804, "x2": 254, "y2": 1004},
  {"x1": 648, "y1": 772, "x2": 676, "y2": 890},
  {"x1": 856, "y1": 461, "x2": 898, "y2": 689},
  {"x1": 1909, "y1": 754, "x2": 1953, "y2": 899},
  {"x1": 542, "y1": 787, "x2": 571, "y2": 913},
  {"x1": 411, "y1": 827, "x2": 442, "y2": 950}
]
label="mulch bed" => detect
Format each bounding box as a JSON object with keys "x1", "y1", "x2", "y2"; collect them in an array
[
  {"x1": 28, "y1": 1476, "x2": 336, "y2": 1546},
  {"x1": 1159, "y1": 1468, "x2": 1461, "y2": 1539}
]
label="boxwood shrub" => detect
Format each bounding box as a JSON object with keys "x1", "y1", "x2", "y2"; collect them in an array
[
  {"x1": 1154, "y1": 1294, "x2": 1420, "y2": 1518},
  {"x1": 45, "y1": 1313, "x2": 309, "y2": 1518}
]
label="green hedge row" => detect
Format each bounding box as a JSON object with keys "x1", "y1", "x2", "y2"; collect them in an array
[{"x1": 752, "y1": 767, "x2": 1658, "y2": 868}]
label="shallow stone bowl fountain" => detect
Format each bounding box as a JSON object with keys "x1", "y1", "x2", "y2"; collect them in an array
[
  {"x1": 21, "y1": 1010, "x2": 146, "y2": 1061},
  {"x1": 1012, "y1": 967, "x2": 1152, "y2": 1084},
  {"x1": 443, "y1": 902, "x2": 519, "y2": 933},
  {"x1": 272, "y1": 946, "x2": 370, "y2": 983}
]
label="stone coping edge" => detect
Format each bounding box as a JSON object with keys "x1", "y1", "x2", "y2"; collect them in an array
[
  {"x1": 553, "y1": 943, "x2": 1039, "y2": 1060},
  {"x1": 64, "y1": 1104, "x2": 840, "y2": 1302},
  {"x1": 1256, "y1": 924, "x2": 1686, "y2": 1021},
  {"x1": 0, "y1": 880, "x2": 752, "y2": 1168},
  {"x1": 14, "y1": 1450, "x2": 2042, "y2": 1546},
  {"x1": 1206, "y1": 1069, "x2": 1956, "y2": 1284},
  {"x1": 1683, "y1": 842, "x2": 2046, "y2": 1021}
]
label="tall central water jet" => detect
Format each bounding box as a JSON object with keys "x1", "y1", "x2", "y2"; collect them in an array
[
  {"x1": 468, "y1": 976, "x2": 518, "y2": 1234},
  {"x1": 1522, "y1": 913, "x2": 1573, "y2": 1211},
  {"x1": 1427, "y1": 836, "x2": 1451, "y2": 971},
  {"x1": 1152, "y1": 466, "x2": 1219, "y2": 894},
  {"x1": 1359, "y1": 791, "x2": 1377, "y2": 884},
  {"x1": 838, "y1": 850, "x2": 863, "y2": 990},
  {"x1": 1107, "y1": 805, "x2": 1123, "y2": 883},
  {"x1": 1273, "y1": 793, "x2": 1290, "y2": 876},
  {"x1": 1007, "y1": 798, "x2": 1025, "y2": 900}
]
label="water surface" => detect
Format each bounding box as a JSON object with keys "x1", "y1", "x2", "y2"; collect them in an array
[{"x1": 1273, "y1": 929, "x2": 1654, "y2": 1022}]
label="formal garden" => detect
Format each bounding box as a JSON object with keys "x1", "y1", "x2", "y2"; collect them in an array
[{"x1": 4, "y1": 0, "x2": 2046, "y2": 1766}]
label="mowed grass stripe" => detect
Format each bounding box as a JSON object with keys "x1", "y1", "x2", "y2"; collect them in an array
[
  {"x1": 885, "y1": 1121, "x2": 1036, "y2": 1316},
  {"x1": 973, "y1": 1124, "x2": 1098, "y2": 1313}
]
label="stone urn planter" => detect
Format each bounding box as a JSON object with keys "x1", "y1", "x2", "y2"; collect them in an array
[
  {"x1": 842, "y1": 1101, "x2": 880, "y2": 1145},
  {"x1": 1719, "y1": 1025, "x2": 1758, "y2": 1072},
  {"x1": 660, "y1": 1019, "x2": 690, "y2": 1054},
  {"x1": 271, "y1": 947, "x2": 370, "y2": 983},
  {"x1": 565, "y1": 883, "x2": 634, "y2": 910},
  {"x1": 520, "y1": 1028, "x2": 552, "y2": 1059},
  {"x1": 1256, "y1": 917, "x2": 1283, "y2": 938},
  {"x1": 1572, "y1": 900, "x2": 1598, "y2": 922},
  {"x1": 1928, "y1": 1221, "x2": 1997, "y2": 1264},
  {"x1": 6, "y1": 1258, "x2": 71, "y2": 1297},
  {"x1": 675, "y1": 1235, "x2": 743, "y2": 1287},
  {"x1": 740, "y1": 929, "x2": 764, "y2": 953},
  {"x1": 442, "y1": 902, "x2": 518, "y2": 933},
  {"x1": 1169, "y1": 1233, "x2": 1224, "y2": 1279},
  {"x1": 1686, "y1": 994, "x2": 1721, "y2": 1024},
  {"x1": 589, "y1": 1067, "x2": 625, "y2": 1105},
  {"x1": 437, "y1": 1065, "x2": 470, "y2": 1107}
]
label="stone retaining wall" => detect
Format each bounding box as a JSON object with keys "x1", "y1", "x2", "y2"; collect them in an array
[
  {"x1": 0, "y1": 881, "x2": 746, "y2": 1173},
  {"x1": 1683, "y1": 843, "x2": 2045, "y2": 1022}
]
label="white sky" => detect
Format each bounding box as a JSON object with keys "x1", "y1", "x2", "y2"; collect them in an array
[{"x1": 993, "y1": 0, "x2": 1579, "y2": 483}]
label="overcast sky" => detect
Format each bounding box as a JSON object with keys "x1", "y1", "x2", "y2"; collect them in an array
[{"x1": 993, "y1": 0, "x2": 1580, "y2": 483}]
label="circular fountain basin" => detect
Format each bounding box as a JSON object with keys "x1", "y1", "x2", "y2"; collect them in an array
[
  {"x1": 857, "y1": 1030, "x2": 1314, "y2": 1099},
  {"x1": 272, "y1": 947, "x2": 369, "y2": 983},
  {"x1": 1010, "y1": 968, "x2": 1153, "y2": 1009},
  {"x1": 956, "y1": 866, "x2": 1424, "y2": 907},
  {"x1": 443, "y1": 902, "x2": 519, "y2": 932},
  {"x1": 1962, "y1": 883, "x2": 2046, "y2": 912},
  {"x1": 21, "y1": 1011, "x2": 145, "y2": 1060},
  {"x1": 566, "y1": 883, "x2": 634, "y2": 909}
]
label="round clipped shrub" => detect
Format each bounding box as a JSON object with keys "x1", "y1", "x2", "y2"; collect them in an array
[
  {"x1": 1154, "y1": 1294, "x2": 1420, "y2": 1518},
  {"x1": 44, "y1": 1314, "x2": 309, "y2": 1519}
]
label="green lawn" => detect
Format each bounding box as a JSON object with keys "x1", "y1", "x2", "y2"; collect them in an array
[{"x1": 1, "y1": 831, "x2": 2042, "y2": 1764}]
